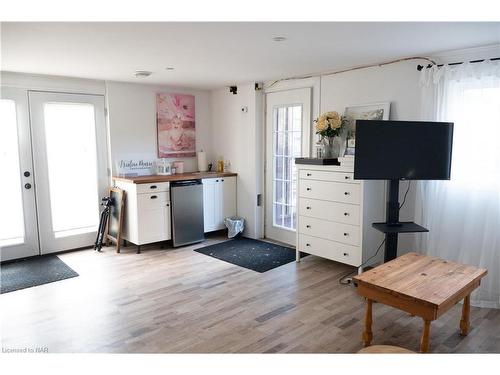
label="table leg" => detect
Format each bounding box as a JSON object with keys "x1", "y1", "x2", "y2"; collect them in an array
[
  {"x1": 460, "y1": 294, "x2": 471, "y2": 336},
  {"x1": 362, "y1": 298, "x2": 373, "y2": 347},
  {"x1": 420, "y1": 319, "x2": 431, "y2": 353}
]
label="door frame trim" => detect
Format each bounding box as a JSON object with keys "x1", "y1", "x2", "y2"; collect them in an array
[{"x1": 264, "y1": 87, "x2": 314, "y2": 245}]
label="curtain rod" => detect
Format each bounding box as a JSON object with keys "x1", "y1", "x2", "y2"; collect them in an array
[
  {"x1": 265, "y1": 56, "x2": 436, "y2": 89},
  {"x1": 417, "y1": 57, "x2": 500, "y2": 71}
]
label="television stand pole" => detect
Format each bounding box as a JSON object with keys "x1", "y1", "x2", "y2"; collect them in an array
[{"x1": 384, "y1": 179, "x2": 401, "y2": 262}]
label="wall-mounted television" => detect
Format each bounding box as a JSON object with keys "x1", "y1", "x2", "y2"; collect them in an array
[{"x1": 354, "y1": 120, "x2": 454, "y2": 181}]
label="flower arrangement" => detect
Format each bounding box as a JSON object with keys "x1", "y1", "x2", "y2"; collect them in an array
[
  {"x1": 314, "y1": 111, "x2": 350, "y2": 158},
  {"x1": 314, "y1": 111, "x2": 349, "y2": 138}
]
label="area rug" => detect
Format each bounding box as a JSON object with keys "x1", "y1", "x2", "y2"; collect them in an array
[
  {"x1": 1, "y1": 255, "x2": 79, "y2": 294},
  {"x1": 194, "y1": 238, "x2": 306, "y2": 273}
]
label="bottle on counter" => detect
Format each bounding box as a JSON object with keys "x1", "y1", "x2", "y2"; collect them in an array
[{"x1": 216, "y1": 157, "x2": 224, "y2": 173}]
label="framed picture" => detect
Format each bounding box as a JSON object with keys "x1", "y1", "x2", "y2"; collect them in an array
[
  {"x1": 343, "y1": 102, "x2": 391, "y2": 155},
  {"x1": 107, "y1": 187, "x2": 125, "y2": 253},
  {"x1": 156, "y1": 93, "x2": 196, "y2": 158},
  {"x1": 344, "y1": 102, "x2": 390, "y2": 135}
]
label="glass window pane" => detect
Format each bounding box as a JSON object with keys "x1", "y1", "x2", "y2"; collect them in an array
[
  {"x1": 0, "y1": 99, "x2": 25, "y2": 246},
  {"x1": 274, "y1": 107, "x2": 286, "y2": 132},
  {"x1": 43, "y1": 102, "x2": 99, "y2": 237},
  {"x1": 272, "y1": 105, "x2": 302, "y2": 231},
  {"x1": 275, "y1": 131, "x2": 284, "y2": 156},
  {"x1": 292, "y1": 106, "x2": 302, "y2": 132},
  {"x1": 275, "y1": 156, "x2": 284, "y2": 180},
  {"x1": 275, "y1": 180, "x2": 284, "y2": 204},
  {"x1": 284, "y1": 157, "x2": 292, "y2": 181},
  {"x1": 292, "y1": 132, "x2": 302, "y2": 157},
  {"x1": 273, "y1": 203, "x2": 283, "y2": 227}
]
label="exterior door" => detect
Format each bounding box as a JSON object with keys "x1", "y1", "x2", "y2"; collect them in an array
[
  {"x1": 265, "y1": 88, "x2": 311, "y2": 245},
  {"x1": 28, "y1": 91, "x2": 108, "y2": 254},
  {"x1": 0, "y1": 88, "x2": 39, "y2": 261}
]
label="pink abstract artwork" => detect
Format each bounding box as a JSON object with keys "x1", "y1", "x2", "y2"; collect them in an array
[{"x1": 156, "y1": 93, "x2": 196, "y2": 158}]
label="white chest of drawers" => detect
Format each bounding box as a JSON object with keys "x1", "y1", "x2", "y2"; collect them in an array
[{"x1": 296, "y1": 164, "x2": 385, "y2": 269}]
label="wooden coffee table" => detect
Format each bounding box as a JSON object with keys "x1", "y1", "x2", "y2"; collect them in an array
[{"x1": 353, "y1": 252, "x2": 487, "y2": 353}]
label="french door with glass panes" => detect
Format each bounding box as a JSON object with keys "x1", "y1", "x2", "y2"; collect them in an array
[
  {"x1": 265, "y1": 88, "x2": 311, "y2": 245},
  {"x1": 0, "y1": 88, "x2": 39, "y2": 260},
  {"x1": 0, "y1": 89, "x2": 108, "y2": 261}
]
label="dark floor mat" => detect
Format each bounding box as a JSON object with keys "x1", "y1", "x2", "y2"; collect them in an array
[
  {"x1": 194, "y1": 238, "x2": 307, "y2": 273},
  {"x1": 1, "y1": 255, "x2": 79, "y2": 294}
]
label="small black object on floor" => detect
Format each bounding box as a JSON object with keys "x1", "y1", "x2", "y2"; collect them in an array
[
  {"x1": 194, "y1": 238, "x2": 307, "y2": 273},
  {"x1": 0, "y1": 255, "x2": 79, "y2": 294}
]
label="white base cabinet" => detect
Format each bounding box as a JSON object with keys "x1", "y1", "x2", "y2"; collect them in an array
[
  {"x1": 115, "y1": 176, "x2": 237, "y2": 246},
  {"x1": 203, "y1": 176, "x2": 237, "y2": 232},
  {"x1": 114, "y1": 181, "x2": 171, "y2": 245},
  {"x1": 296, "y1": 164, "x2": 385, "y2": 269}
]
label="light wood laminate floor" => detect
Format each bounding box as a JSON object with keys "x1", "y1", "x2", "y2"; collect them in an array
[{"x1": 1, "y1": 235, "x2": 500, "y2": 353}]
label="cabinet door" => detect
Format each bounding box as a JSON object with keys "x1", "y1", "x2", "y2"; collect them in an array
[
  {"x1": 137, "y1": 193, "x2": 170, "y2": 244},
  {"x1": 203, "y1": 179, "x2": 218, "y2": 232},
  {"x1": 221, "y1": 177, "x2": 237, "y2": 220}
]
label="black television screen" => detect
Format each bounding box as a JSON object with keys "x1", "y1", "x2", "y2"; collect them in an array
[{"x1": 354, "y1": 120, "x2": 454, "y2": 180}]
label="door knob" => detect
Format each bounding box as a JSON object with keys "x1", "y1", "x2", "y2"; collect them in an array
[
  {"x1": 24, "y1": 171, "x2": 31, "y2": 177},
  {"x1": 24, "y1": 183, "x2": 32, "y2": 189}
]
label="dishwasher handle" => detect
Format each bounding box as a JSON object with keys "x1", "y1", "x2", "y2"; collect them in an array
[{"x1": 171, "y1": 179, "x2": 202, "y2": 187}]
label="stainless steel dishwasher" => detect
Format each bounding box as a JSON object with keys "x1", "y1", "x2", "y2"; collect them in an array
[{"x1": 170, "y1": 179, "x2": 205, "y2": 247}]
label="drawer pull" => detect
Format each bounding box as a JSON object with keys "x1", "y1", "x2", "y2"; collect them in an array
[
  {"x1": 343, "y1": 252, "x2": 349, "y2": 256},
  {"x1": 306, "y1": 225, "x2": 311, "y2": 228},
  {"x1": 344, "y1": 191, "x2": 350, "y2": 195},
  {"x1": 306, "y1": 206, "x2": 311, "y2": 210},
  {"x1": 222, "y1": 179, "x2": 224, "y2": 182},
  {"x1": 306, "y1": 187, "x2": 311, "y2": 191},
  {"x1": 166, "y1": 203, "x2": 170, "y2": 207},
  {"x1": 306, "y1": 173, "x2": 312, "y2": 176},
  {"x1": 306, "y1": 243, "x2": 311, "y2": 247},
  {"x1": 345, "y1": 176, "x2": 350, "y2": 180},
  {"x1": 216, "y1": 179, "x2": 219, "y2": 182},
  {"x1": 150, "y1": 195, "x2": 158, "y2": 199},
  {"x1": 150, "y1": 185, "x2": 158, "y2": 189},
  {"x1": 343, "y1": 232, "x2": 349, "y2": 236},
  {"x1": 344, "y1": 212, "x2": 350, "y2": 216}
]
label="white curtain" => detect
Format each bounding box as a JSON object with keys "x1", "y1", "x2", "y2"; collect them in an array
[{"x1": 415, "y1": 60, "x2": 500, "y2": 308}]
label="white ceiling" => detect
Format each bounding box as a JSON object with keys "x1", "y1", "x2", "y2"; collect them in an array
[{"x1": 2, "y1": 22, "x2": 500, "y2": 89}]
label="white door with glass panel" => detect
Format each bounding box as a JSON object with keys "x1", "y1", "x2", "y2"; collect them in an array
[
  {"x1": 0, "y1": 90, "x2": 108, "y2": 261},
  {"x1": 29, "y1": 92, "x2": 108, "y2": 254},
  {"x1": 0, "y1": 88, "x2": 39, "y2": 260},
  {"x1": 265, "y1": 88, "x2": 311, "y2": 245}
]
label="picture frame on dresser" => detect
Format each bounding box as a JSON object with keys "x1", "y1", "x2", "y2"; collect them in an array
[{"x1": 344, "y1": 102, "x2": 390, "y2": 155}]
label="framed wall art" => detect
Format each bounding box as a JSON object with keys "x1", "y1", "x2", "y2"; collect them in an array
[{"x1": 156, "y1": 93, "x2": 196, "y2": 158}]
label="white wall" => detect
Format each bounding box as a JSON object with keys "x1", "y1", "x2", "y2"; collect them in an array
[
  {"x1": 105, "y1": 81, "x2": 212, "y2": 173},
  {"x1": 263, "y1": 60, "x2": 426, "y2": 253},
  {"x1": 210, "y1": 84, "x2": 264, "y2": 238},
  {"x1": 319, "y1": 60, "x2": 424, "y2": 253}
]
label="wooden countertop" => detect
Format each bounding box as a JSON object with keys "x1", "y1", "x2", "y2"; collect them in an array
[{"x1": 113, "y1": 172, "x2": 237, "y2": 184}]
